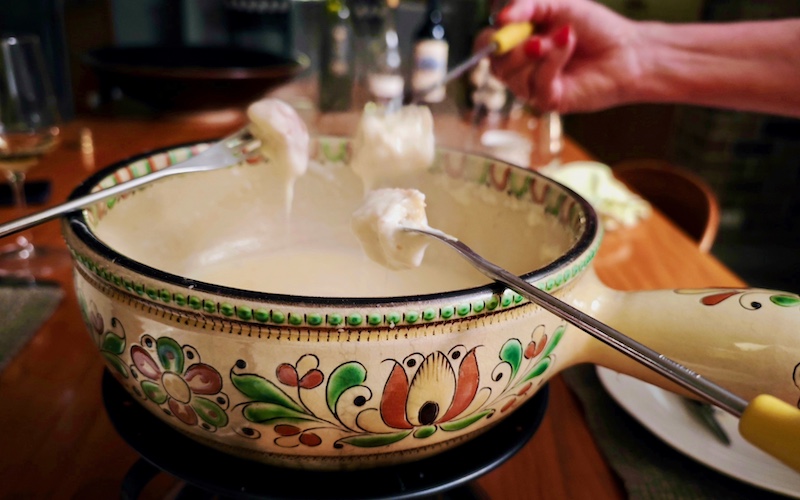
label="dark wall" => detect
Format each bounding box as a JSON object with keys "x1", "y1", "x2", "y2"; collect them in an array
[{"x1": 0, "y1": 0, "x2": 74, "y2": 120}]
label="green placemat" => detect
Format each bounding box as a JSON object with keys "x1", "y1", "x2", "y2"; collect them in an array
[
  {"x1": 0, "y1": 281, "x2": 63, "y2": 372},
  {"x1": 562, "y1": 365, "x2": 792, "y2": 500}
]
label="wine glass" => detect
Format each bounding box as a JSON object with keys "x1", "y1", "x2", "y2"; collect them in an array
[{"x1": 0, "y1": 34, "x2": 64, "y2": 278}]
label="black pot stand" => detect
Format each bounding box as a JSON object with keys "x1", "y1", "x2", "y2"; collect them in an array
[{"x1": 102, "y1": 371, "x2": 549, "y2": 500}]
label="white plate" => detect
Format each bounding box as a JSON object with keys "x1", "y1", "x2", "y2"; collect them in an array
[{"x1": 596, "y1": 367, "x2": 800, "y2": 498}]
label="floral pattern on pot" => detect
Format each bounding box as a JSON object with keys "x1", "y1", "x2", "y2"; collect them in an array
[
  {"x1": 679, "y1": 288, "x2": 800, "y2": 407},
  {"x1": 78, "y1": 293, "x2": 129, "y2": 379},
  {"x1": 492, "y1": 324, "x2": 565, "y2": 413},
  {"x1": 676, "y1": 288, "x2": 800, "y2": 310},
  {"x1": 129, "y1": 335, "x2": 230, "y2": 431},
  {"x1": 229, "y1": 322, "x2": 564, "y2": 449}
]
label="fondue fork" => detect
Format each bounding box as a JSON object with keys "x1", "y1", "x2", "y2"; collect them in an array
[
  {"x1": 683, "y1": 397, "x2": 731, "y2": 445},
  {"x1": 0, "y1": 127, "x2": 262, "y2": 240},
  {"x1": 403, "y1": 225, "x2": 800, "y2": 472},
  {"x1": 409, "y1": 23, "x2": 533, "y2": 104}
]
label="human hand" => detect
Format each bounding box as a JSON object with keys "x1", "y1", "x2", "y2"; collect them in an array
[{"x1": 475, "y1": 0, "x2": 644, "y2": 114}]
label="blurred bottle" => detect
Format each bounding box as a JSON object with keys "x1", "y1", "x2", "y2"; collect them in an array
[
  {"x1": 411, "y1": 0, "x2": 448, "y2": 104},
  {"x1": 350, "y1": 0, "x2": 386, "y2": 39},
  {"x1": 223, "y1": 0, "x2": 294, "y2": 59},
  {"x1": 468, "y1": 0, "x2": 511, "y2": 118},
  {"x1": 319, "y1": 0, "x2": 355, "y2": 112},
  {"x1": 365, "y1": 0, "x2": 404, "y2": 110}
]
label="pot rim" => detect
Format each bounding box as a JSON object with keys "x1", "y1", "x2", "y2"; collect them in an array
[{"x1": 64, "y1": 138, "x2": 600, "y2": 307}]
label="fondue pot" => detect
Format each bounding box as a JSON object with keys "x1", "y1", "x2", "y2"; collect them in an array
[{"x1": 63, "y1": 137, "x2": 800, "y2": 470}]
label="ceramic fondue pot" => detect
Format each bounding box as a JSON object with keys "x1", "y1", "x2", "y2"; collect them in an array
[{"x1": 63, "y1": 138, "x2": 800, "y2": 470}]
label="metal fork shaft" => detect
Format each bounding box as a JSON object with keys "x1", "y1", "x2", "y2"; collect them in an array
[
  {"x1": 0, "y1": 127, "x2": 258, "y2": 240},
  {"x1": 409, "y1": 43, "x2": 496, "y2": 104},
  {"x1": 409, "y1": 227, "x2": 750, "y2": 417},
  {"x1": 0, "y1": 166, "x2": 200, "y2": 239}
]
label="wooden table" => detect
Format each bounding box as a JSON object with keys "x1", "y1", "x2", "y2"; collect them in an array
[{"x1": 0, "y1": 105, "x2": 745, "y2": 499}]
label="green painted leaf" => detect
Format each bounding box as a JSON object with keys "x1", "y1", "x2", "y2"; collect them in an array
[
  {"x1": 509, "y1": 175, "x2": 533, "y2": 198},
  {"x1": 101, "y1": 331, "x2": 125, "y2": 355},
  {"x1": 101, "y1": 352, "x2": 129, "y2": 378},
  {"x1": 541, "y1": 325, "x2": 565, "y2": 358},
  {"x1": 522, "y1": 356, "x2": 551, "y2": 382},
  {"x1": 156, "y1": 337, "x2": 184, "y2": 373},
  {"x1": 242, "y1": 402, "x2": 317, "y2": 424},
  {"x1": 413, "y1": 426, "x2": 437, "y2": 439},
  {"x1": 440, "y1": 410, "x2": 494, "y2": 432},
  {"x1": 141, "y1": 380, "x2": 167, "y2": 404},
  {"x1": 326, "y1": 362, "x2": 367, "y2": 413},
  {"x1": 192, "y1": 397, "x2": 228, "y2": 428},
  {"x1": 771, "y1": 294, "x2": 800, "y2": 307},
  {"x1": 546, "y1": 193, "x2": 567, "y2": 216},
  {"x1": 500, "y1": 339, "x2": 522, "y2": 377},
  {"x1": 477, "y1": 161, "x2": 491, "y2": 186},
  {"x1": 337, "y1": 430, "x2": 411, "y2": 448},
  {"x1": 231, "y1": 372, "x2": 304, "y2": 413}
]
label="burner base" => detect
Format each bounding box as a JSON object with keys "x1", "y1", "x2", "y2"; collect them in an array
[{"x1": 102, "y1": 371, "x2": 548, "y2": 500}]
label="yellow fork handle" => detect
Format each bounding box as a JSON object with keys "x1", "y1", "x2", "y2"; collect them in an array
[
  {"x1": 491, "y1": 23, "x2": 534, "y2": 55},
  {"x1": 739, "y1": 394, "x2": 800, "y2": 472}
]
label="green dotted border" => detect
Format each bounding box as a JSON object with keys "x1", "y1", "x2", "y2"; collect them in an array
[{"x1": 71, "y1": 241, "x2": 599, "y2": 328}]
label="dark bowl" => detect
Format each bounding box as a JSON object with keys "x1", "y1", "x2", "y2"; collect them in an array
[{"x1": 82, "y1": 45, "x2": 309, "y2": 111}]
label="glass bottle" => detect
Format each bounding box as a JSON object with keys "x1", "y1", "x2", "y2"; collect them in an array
[
  {"x1": 365, "y1": 0, "x2": 404, "y2": 110},
  {"x1": 411, "y1": 0, "x2": 448, "y2": 103},
  {"x1": 319, "y1": 0, "x2": 355, "y2": 112}
]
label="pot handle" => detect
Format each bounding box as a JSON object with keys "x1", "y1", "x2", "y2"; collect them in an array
[
  {"x1": 740, "y1": 395, "x2": 800, "y2": 472},
  {"x1": 572, "y1": 268, "x2": 800, "y2": 407},
  {"x1": 569, "y1": 268, "x2": 800, "y2": 472}
]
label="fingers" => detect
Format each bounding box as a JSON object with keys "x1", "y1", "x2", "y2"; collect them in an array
[
  {"x1": 497, "y1": 0, "x2": 540, "y2": 24},
  {"x1": 486, "y1": 24, "x2": 575, "y2": 113},
  {"x1": 493, "y1": 53, "x2": 537, "y2": 103},
  {"x1": 473, "y1": 28, "x2": 495, "y2": 53},
  {"x1": 490, "y1": 37, "x2": 536, "y2": 85},
  {"x1": 530, "y1": 25, "x2": 576, "y2": 112},
  {"x1": 497, "y1": 0, "x2": 563, "y2": 26}
]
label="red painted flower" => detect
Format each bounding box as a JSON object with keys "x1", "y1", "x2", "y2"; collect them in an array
[
  {"x1": 379, "y1": 347, "x2": 481, "y2": 429},
  {"x1": 130, "y1": 335, "x2": 229, "y2": 431},
  {"x1": 274, "y1": 424, "x2": 322, "y2": 447},
  {"x1": 276, "y1": 354, "x2": 324, "y2": 390}
]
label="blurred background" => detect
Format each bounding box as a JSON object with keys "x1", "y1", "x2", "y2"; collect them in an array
[{"x1": 1, "y1": 0, "x2": 798, "y2": 292}]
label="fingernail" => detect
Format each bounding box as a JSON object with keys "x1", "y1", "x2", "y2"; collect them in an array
[
  {"x1": 554, "y1": 25, "x2": 571, "y2": 48},
  {"x1": 524, "y1": 37, "x2": 542, "y2": 58}
]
